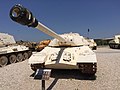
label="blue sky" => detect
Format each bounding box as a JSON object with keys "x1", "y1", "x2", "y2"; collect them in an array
[{"x1": 0, "y1": 0, "x2": 120, "y2": 42}]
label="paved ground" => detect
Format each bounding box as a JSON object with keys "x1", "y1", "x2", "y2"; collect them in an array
[{"x1": 0, "y1": 46, "x2": 120, "y2": 90}]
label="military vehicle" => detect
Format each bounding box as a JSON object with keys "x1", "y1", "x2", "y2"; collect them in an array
[
  {"x1": 86, "y1": 38, "x2": 97, "y2": 50},
  {"x1": 0, "y1": 33, "x2": 31, "y2": 67},
  {"x1": 16, "y1": 40, "x2": 37, "y2": 51},
  {"x1": 109, "y1": 35, "x2": 120, "y2": 49},
  {"x1": 35, "y1": 39, "x2": 51, "y2": 51},
  {"x1": 10, "y1": 4, "x2": 97, "y2": 75}
]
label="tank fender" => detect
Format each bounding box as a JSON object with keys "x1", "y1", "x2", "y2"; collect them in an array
[
  {"x1": 28, "y1": 52, "x2": 46, "y2": 64},
  {"x1": 75, "y1": 46, "x2": 97, "y2": 63}
]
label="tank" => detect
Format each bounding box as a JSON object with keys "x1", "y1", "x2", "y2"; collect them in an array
[
  {"x1": 0, "y1": 33, "x2": 32, "y2": 67},
  {"x1": 85, "y1": 38, "x2": 97, "y2": 50},
  {"x1": 9, "y1": 4, "x2": 97, "y2": 75},
  {"x1": 35, "y1": 39, "x2": 51, "y2": 51},
  {"x1": 109, "y1": 35, "x2": 120, "y2": 49}
]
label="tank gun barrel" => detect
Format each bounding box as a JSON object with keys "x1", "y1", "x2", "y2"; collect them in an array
[{"x1": 9, "y1": 4, "x2": 65, "y2": 42}]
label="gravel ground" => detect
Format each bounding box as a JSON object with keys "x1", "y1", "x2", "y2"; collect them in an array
[{"x1": 0, "y1": 46, "x2": 120, "y2": 90}]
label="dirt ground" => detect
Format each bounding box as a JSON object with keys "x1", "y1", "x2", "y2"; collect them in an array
[{"x1": 0, "y1": 46, "x2": 120, "y2": 90}]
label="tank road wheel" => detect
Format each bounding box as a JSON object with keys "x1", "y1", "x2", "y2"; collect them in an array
[
  {"x1": 28, "y1": 51, "x2": 32, "y2": 58},
  {"x1": 115, "y1": 44, "x2": 119, "y2": 49},
  {"x1": 0, "y1": 56, "x2": 8, "y2": 67},
  {"x1": 109, "y1": 44, "x2": 112, "y2": 48},
  {"x1": 23, "y1": 52, "x2": 29, "y2": 60},
  {"x1": 9, "y1": 54, "x2": 17, "y2": 64},
  {"x1": 78, "y1": 63, "x2": 97, "y2": 75},
  {"x1": 17, "y1": 53, "x2": 23, "y2": 62}
]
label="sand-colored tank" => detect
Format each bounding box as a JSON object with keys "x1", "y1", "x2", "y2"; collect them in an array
[
  {"x1": 85, "y1": 38, "x2": 97, "y2": 50},
  {"x1": 109, "y1": 35, "x2": 120, "y2": 49},
  {"x1": 16, "y1": 40, "x2": 37, "y2": 51},
  {"x1": 0, "y1": 33, "x2": 31, "y2": 67},
  {"x1": 10, "y1": 4, "x2": 97, "y2": 75}
]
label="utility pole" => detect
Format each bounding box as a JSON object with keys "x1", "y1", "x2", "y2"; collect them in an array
[{"x1": 88, "y1": 28, "x2": 90, "y2": 39}]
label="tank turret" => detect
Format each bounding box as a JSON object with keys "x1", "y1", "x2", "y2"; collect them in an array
[
  {"x1": 10, "y1": 4, "x2": 89, "y2": 47},
  {"x1": 0, "y1": 33, "x2": 16, "y2": 46},
  {"x1": 10, "y1": 4, "x2": 97, "y2": 75}
]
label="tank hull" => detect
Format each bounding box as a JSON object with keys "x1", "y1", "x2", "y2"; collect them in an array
[
  {"x1": 29, "y1": 46, "x2": 97, "y2": 74},
  {"x1": 0, "y1": 45, "x2": 31, "y2": 67}
]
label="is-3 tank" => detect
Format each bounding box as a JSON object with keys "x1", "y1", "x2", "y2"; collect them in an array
[{"x1": 10, "y1": 4, "x2": 97, "y2": 75}]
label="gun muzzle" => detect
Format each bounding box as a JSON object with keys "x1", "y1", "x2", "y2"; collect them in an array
[{"x1": 9, "y1": 4, "x2": 38, "y2": 27}]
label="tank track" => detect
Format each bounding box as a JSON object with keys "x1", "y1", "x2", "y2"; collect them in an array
[
  {"x1": 109, "y1": 43, "x2": 120, "y2": 49},
  {"x1": 78, "y1": 63, "x2": 97, "y2": 75},
  {"x1": 0, "y1": 50, "x2": 32, "y2": 67}
]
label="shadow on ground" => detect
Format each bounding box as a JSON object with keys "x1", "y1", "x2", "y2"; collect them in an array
[
  {"x1": 30, "y1": 69, "x2": 96, "y2": 90},
  {"x1": 50, "y1": 69, "x2": 96, "y2": 80},
  {"x1": 30, "y1": 69, "x2": 97, "y2": 80}
]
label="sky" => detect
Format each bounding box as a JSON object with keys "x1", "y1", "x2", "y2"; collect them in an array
[{"x1": 0, "y1": 0, "x2": 120, "y2": 42}]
